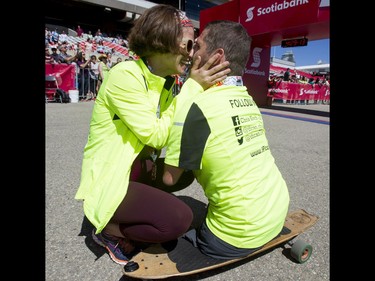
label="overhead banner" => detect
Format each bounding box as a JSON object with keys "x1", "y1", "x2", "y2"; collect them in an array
[{"x1": 239, "y1": 0, "x2": 320, "y2": 35}]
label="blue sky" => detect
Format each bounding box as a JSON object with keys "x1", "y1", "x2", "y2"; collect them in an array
[{"x1": 271, "y1": 38, "x2": 330, "y2": 67}]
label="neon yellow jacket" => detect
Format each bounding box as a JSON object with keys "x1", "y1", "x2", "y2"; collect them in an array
[{"x1": 75, "y1": 59, "x2": 202, "y2": 233}]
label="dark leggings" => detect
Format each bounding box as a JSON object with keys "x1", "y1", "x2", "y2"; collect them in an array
[{"x1": 111, "y1": 157, "x2": 195, "y2": 244}]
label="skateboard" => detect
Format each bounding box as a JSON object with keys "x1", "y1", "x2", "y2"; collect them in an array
[{"x1": 122, "y1": 209, "x2": 318, "y2": 279}]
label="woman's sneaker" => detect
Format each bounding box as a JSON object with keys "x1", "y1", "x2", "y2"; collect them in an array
[{"x1": 92, "y1": 229, "x2": 137, "y2": 265}]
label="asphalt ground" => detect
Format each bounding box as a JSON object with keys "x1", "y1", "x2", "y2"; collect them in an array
[{"x1": 45, "y1": 100, "x2": 330, "y2": 281}]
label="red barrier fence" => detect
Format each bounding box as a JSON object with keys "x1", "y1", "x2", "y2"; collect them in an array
[
  {"x1": 268, "y1": 81, "x2": 330, "y2": 102},
  {"x1": 45, "y1": 63, "x2": 76, "y2": 92},
  {"x1": 45, "y1": 63, "x2": 330, "y2": 103}
]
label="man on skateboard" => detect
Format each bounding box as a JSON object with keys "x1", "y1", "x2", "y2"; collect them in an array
[{"x1": 163, "y1": 20, "x2": 290, "y2": 260}]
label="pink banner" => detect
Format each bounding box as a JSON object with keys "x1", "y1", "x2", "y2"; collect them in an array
[
  {"x1": 45, "y1": 63, "x2": 76, "y2": 92},
  {"x1": 268, "y1": 81, "x2": 330, "y2": 101}
]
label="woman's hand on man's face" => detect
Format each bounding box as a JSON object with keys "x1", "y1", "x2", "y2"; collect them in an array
[{"x1": 189, "y1": 54, "x2": 230, "y2": 90}]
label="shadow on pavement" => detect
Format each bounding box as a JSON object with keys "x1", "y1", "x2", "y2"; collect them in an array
[
  {"x1": 260, "y1": 104, "x2": 330, "y2": 117},
  {"x1": 78, "y1": 215, "x2": 107, "y2": 260}
]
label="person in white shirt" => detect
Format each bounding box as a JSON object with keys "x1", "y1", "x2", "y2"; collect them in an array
[{"x1": 86, "y1": 54, "x2": 99, "y2": 100}]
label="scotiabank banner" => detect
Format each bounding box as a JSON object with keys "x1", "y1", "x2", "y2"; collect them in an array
[
  {"x1": 239, "y1": 0, "x2": 320, "y2": 35},
  {"x1": 268, "y1": 81, "x2": 330, "y2": 101}
]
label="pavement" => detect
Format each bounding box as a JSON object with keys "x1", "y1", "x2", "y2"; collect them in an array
[{"x1": 45, "y1": 100, "x2": 329, "y2": 281}]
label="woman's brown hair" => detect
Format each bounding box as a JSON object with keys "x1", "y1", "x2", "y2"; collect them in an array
[{"x1": 128, "y1": 4, "x2": 185, "y2": 57}]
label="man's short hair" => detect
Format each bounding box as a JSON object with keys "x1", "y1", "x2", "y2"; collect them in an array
[{"x1": 203, "y1": 20, "x2": 251, "y2": 76}]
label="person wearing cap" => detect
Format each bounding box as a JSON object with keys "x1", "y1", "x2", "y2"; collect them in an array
[{"x1": 75, "y1": 4, "x2": 230, "y2": 266}]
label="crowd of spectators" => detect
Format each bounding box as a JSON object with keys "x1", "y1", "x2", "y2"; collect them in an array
[
  {"x1": 45, "y1": 26, "x2": 135, "y2": 101},
  {"x1": 268, "y1": 68, "x2": 330, "y2": 88},
  {"x1": 45, "y1": 26, "x2": 135, "y2": 61},
  {"x1": 267, "y1": 68, "x2": 330, "y2": 105}
]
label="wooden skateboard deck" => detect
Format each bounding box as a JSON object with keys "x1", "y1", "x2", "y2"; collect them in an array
[{"x1": 122, "y1": 209, "x2": 318, "y2": 279}]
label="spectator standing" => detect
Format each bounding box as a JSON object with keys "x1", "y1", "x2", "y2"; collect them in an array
[
  {"x1": 283, "y1": 68, "x2": 292, "y2": 103},
  {"x1": 84, "y1": 38, "x2": 94, "y2": 57},
  {"x1": 86, "y1": 30, "x2": 93, "y2": 40},
  {"x1": 76, "y1": 52, "x2": 90, "y2": 100},
  {"x1": 106, "y1": 52, "x2": 113, "y2": 69},
  {"x1": 314, "y1": 76, "x2": 321, "y2": 86},
  {"x1": 97, "y1": 54, "x2": 109, "y2": 92},
  {"x1": 321, "y1": 76, "x2": 329, "y2": 86},
  {"x1": 87, "y1": 54, "x2": 99, "y2": 100},
  {"x1": 283, "y1": 68, "x2": 290, "y2": 81},
  {"x1": 76, "y1": 25, "x2": 84, "y2": 37},
  {"x1": 51, "y1": 28, "x2": 59, "y2": 44},
  {"x1": 294, "y1": 69, "x2": 300, "y2": 81},
  {"x1": 95, "y1": 28, "x2": 103, "y2": 37},
  {"x1": 58, "y1": 44, "x2": 76, "y2": 64},
  {"x1": 308, "y1": 77, "x2": 315, "y2": 86}
]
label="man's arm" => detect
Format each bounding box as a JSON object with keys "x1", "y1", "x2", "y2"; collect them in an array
[{"x1": 163, "y1": 163, "x2": 185, "y2": 186}]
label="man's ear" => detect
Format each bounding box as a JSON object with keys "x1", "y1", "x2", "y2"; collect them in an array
[
  {"x1": 211, "y1": 48, "x2": 225, "y2": 67},
  {"x1": 216, "y1": 48, "x2": 225, "y2": 62}
]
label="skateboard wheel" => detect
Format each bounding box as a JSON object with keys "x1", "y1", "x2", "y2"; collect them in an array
[
  {"x1": 124, "y1": 261, "x2": 139, "y2": 272},
  {"x1": 290, "y1": 239, "x2": 313, "y2": 264}
]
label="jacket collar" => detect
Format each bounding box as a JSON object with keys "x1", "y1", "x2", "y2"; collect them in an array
[{"x1": 136, "y1": 58, "x2": 166, "y2": 94}]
